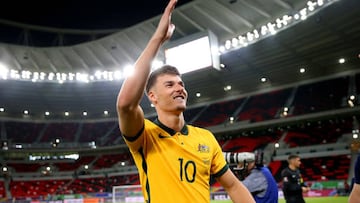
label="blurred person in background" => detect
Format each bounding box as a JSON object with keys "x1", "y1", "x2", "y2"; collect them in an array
[
  {"x1": 229, "y1": 151, "x2": 278, "y2": 203},
  {"x1": 281, "y1": 154, "x2": 310, "y2": 203}
]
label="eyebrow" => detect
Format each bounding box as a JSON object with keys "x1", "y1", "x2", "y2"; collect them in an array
[
  {"x1": 163, "y1": 80, "x2": 174, "y2": 85},
  {"x1": 162, "y1": 80, "x2": 184, "y2": 85}
]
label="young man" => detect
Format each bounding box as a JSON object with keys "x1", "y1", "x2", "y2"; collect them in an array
[
  {"x1": 349, "y1": 153, "x2": 360, "y2": 203},
  {"x1": 281, "y1": 155, "x2": 310, "y2": 203},
  {"x1": 235, "y1": 152, "x2": 278, "y2": 203},
  {"x1": 116, "y1": 0, "x2": 255, "y2": 202}
]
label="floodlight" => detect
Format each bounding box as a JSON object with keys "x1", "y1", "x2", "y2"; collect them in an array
[{"x1": 164, "y1": 30, "x2": 220, "y2": 74}]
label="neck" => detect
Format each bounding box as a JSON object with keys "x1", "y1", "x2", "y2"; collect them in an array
[
  {"x1": 157, "y1": 113, "x2": 185, "y2": 132},
  {"x1": 289, "y1": 165, "x2": 297, "y2": 171}
]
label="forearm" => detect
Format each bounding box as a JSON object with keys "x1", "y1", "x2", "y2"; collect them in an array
[
  {"x1": 349, "y1": 184, "x2": 360, "y2": 203},
  {"x1": 117, "y1": 0, "x2": 175, "y2": 111},
  {"x1": 117, "y1": 38, "x2": 163, "y2": 136},
  {"x1": 117, "y1": 37, "x2": 163, "y2": 110},
  {"x1": 227, "y1": 181, "x2": 255, "y2": 203},
  {"x1": 218, "y1": 170, "x2": 255, "y2": 203}
]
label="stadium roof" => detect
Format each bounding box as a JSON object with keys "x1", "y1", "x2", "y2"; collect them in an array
[{"x1": 0, "y1": 0, "x2": 359, "y2": 120}]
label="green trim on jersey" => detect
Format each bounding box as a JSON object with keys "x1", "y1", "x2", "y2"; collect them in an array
[
  {"x1": 153, "y1": 117, "x2": 189, "y2": 135},
  {"x1": 213, "y1": 164, "x2": 229, "y2": 177}
]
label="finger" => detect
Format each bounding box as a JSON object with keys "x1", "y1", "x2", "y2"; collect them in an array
[{"x1": 164, "y1": 0, "x2": 177, "y2": 15}]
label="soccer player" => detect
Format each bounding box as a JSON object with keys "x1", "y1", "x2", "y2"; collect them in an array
[
  {"x1": 281, "y1": 154, "x2": 310, "y2": 203},
  {"x1": 116, "y1": 0, "x2": 255, "y2": 203},
  {"x1": 349, "y1": 153, "x2": 360, "y2": 203},
  {"x1": 234, "y1": 152, "x2": 278, "y2": 203}
]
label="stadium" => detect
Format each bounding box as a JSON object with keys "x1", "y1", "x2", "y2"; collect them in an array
[{"x1": 0, "y1": 0, "x2": 359, "y2": 202}]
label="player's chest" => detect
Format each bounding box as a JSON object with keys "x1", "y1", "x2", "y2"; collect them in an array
[{"x1": 146, "y1": 132, "x2": 213, "y2": 166}]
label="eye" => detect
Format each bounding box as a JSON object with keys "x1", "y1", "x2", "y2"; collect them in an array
[{"x1": 164, "y1": 82, "x2": 174, "y2": 87}]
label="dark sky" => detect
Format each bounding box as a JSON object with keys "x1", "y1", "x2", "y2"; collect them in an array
[
  {"x1": 0, "y1": 0, "x2": 193, "y2": 46},
  {"x1": 1, "y1": 0, "x2": 193, "y2": 29}
]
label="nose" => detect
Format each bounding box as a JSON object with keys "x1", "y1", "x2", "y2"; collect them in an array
[
  {"x1": 175, "y1": 84, "x2": 187, "y2": 96},
  {"x1": 175, "y1": 83, "x2": 184, "y2": 92}
]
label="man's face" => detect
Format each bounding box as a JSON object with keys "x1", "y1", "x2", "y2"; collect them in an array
[
  {"x1": 235, "y1": 162, "x2": 255, "y2": 180},
  {"x1": 149, "y1": 74, "x2": 188, "y2": 113},
  {"x1": 291, "y1": 157, "x2": 301, "y2": 169}
]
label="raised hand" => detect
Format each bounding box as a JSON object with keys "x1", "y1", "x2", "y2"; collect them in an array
[{"x1": 153, "y1": 0, "x2": 177, "y2": 43}]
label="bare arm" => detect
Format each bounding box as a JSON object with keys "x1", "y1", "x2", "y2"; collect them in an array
[
  {"x1": 349, "y1": 184, "x2": 360, "y2": 203},
  {"x1": 116, "y1": 0, "x2": 177, "y2": 137},
  {"x1": 217, "y1": 169, "x2": 255, "y2": 203}
]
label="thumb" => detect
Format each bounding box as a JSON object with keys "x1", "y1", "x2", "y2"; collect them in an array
[{"x1": 169, "y1": 24, "x2": 176, "y2": 35}]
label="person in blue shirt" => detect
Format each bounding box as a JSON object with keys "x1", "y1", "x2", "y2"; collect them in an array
[{"x1": 233, "y1": 152, "x2": 278, "y2": 203}]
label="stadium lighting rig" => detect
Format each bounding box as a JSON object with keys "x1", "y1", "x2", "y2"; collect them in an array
[
  {"x1": 0, "y1": 0, "x2": 341, "y2": 84},
  {"x1": 218, "y1": 0, "x2": 336, "y2": 54}
]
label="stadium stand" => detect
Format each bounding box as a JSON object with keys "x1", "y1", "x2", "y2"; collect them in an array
[
  {"x1": 3, "y1": 121, "x2": 46, "y2": 144},
  {"x1": 78, "y1": 121, "x2": 116, "y2": 143},
  {"x1": 40, "y1": 123, "x2": 79, "y2": 143},
  {"x1": 53, "y1": 155, "x2": 96, "y2": 171},
  {"x1": 61, "y1": 174, "x2": 139, "y2": 194},
  {"x1": 192, "y1": 97, "x2": 245, "y2": 127},
  {"x1": 221, "y1": 131, "x2": 282, "y2": 152},
  {"x1": 0, "y1": 180, "x2": 5, "y2": 198},
  {"x1": 6, "y1": 163, "x2": 43, "y2": 173},
  {"x1": 183, "y1": 105, "x2": 206, "y2": 124},
  {"x1": 301, "y1": 155, "x2": 351, "y2": 181},
  {"x1": 10, "y1": 179, "x2": 67, "y2": 198},
  {"x1": 92, "y1": 153, "x2": 130, "y2": 170},
  {"x1": 237, "y1": 88, "x2": 292, "y2": 122},
  {"x1": 291, "y1": 77, "x2": 349, "y2": 115},
  {"x1": 283, "y1": 118, "x2": 353, "y2": 147},
  {"x1": 270, "y1": 155, "x2": 351, "y2": 183}
]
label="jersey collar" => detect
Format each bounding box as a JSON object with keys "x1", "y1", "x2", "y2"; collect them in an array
[{"x1": 153, "y1": 118, "x2": 189, "y2": 136}]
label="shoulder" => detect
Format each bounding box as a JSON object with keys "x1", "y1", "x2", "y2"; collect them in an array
[
  {"x1": 250, "y1": 168, "x2": 266, "y2": 177},
  {"x1": 187, "y1": 125, "x2": 218, "y2": 144},
  {"x1": 260, "y1": 166, "x2": 272, "y2": 174},
  {"x1": 281, "y1": 167, "x2": 290, "y2": 175},
  {"x1": 187, "y1": 124, "x2": 213, "y2": 135},
  {"x1": 144, "y1": 119, "x2": 160, "y2": 130},
  {"x1": 143, "y1": 119, "x2": 164, "y2": 137},
  {"x1": 144, "y1": 118, "x2": 155, "y2": 125}
]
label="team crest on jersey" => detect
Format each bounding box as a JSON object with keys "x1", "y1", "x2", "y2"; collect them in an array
[{"x1": 197, "y1": 144, "x2": 210, "y2": 153}]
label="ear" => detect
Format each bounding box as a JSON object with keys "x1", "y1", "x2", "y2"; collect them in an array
[{"x1": 148, "y1": 90, "x2": 157, "y2": 104}]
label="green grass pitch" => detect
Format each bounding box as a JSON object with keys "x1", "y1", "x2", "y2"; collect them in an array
[{"x1": 210, "y1": 196, "x2": 348, "y2": 203}]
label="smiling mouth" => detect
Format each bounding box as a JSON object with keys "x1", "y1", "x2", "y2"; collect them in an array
[{"x1": 173, "y1": 95, "x2": 185, "y2": 100}]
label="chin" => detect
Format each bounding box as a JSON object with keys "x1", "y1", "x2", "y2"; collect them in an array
[{"x1": 176, "y1": 105, "x2": 186, "y2": 112}]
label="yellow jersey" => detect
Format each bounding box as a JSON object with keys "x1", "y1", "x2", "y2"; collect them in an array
[{"x1": 123, "y1": 118, "x2": 228, "y2": 203}]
